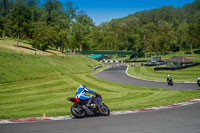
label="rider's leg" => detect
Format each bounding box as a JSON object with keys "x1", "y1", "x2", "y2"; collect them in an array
[
  {"x1": 79, "y1": 95, "x2": 93, "y2": 106},
  {"x1": 86, "y1": 96, "x2": 94, "y2": 106}
]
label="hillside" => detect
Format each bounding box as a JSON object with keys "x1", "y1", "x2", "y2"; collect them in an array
[
  {"x1": 89, "y1": 0, "x2": 200, "y2": 54},
  {"x1": 0, "y1": 47, "x2": 100, "y2": 84}
]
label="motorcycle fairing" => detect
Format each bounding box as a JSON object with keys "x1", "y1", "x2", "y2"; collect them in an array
[{"x1": 68, "y1": 97, "x2": 79, "y2": 104}]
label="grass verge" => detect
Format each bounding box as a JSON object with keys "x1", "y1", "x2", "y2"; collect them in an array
[
  {"x1": 0, "y1": 73, "x2": 200, "y2": 119},
  {"x1": 127, "y1": 64, "x2": 200, "y2": 82}
]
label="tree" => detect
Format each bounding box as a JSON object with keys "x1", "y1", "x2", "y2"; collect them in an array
[
  {"x1": 76, "y1": 10, "x2": 94, "y2": 27},
  {"x1": 11, "y1": 5, "x2": 32, "y2": 46},
  {"x1": 31, "y1": 22, "x2": 59, "y2": 51},
  {"x1": 57, "y1": 29, "x2": 68, "y2": 52},
  {"x1": 65, "y1": 1, "x2": 78, "y2": 23},
  {"x1": 0, "y1": 0, "x2": 11, "y2": 16},
  {"x1": 43, "y1": 0, "x2": 63, "y2": 25},
  {"x1": 0, "y1": 18, "x2": 5, "y2": 37},
  {"x1": 26, "y1": 0, "x2": 40, "y2": 8}
]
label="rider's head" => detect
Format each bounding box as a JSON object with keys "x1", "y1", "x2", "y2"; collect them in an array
[
  {"x1": 168, "y1": 75, "x2": 170, "y2": 77},
  {"x1": 80, "y1": 84, "x2": 86, "y2": 88}
]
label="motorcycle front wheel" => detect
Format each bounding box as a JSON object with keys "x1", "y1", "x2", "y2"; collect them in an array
[
  {"x1": 100, "y1": 103, "x2": 110, "y2": 116},
  {"x1": 71, "y1": 104, "x2": 86, "y2": 118}
]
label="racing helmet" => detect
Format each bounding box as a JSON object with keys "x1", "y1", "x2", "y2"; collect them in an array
[{"x1": 81, "y1": 84, "x2": 86, "y2": 88}]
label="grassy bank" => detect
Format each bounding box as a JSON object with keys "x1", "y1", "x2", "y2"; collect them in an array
[
  {"x1": 0, "y1": 73, "x2": 200, "y2": 119},
  {"x1": 0, "y1": 48, "x2": 100, "y2": 83},
  {"x1": 0, "y1": 39, "x2": 66, "y2": 56},
  {"x1": 127, "y1": 64, "x2": 200, "y2": 82},
  {"x1": 0, "y1": 46, "x2": 200, "y2": 119}
]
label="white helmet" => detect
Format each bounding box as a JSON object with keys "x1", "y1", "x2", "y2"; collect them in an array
[
  {"x1": 168, "y1": 75, "x2": 170, "y2": 77},
  {"x1": 80, "y1": 84, "x2": 86, "y2": 88}
]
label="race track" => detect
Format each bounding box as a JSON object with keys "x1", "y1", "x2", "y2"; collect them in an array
[
  {"x1": 94, "y1": 64, "x2": 199, "y2": 90},
  {"x1": 1, "y1": 103, "x2": 200, "y2": 133},
  {"x1": 0, "y1": 63, "x2": 200, "y2": 133}
]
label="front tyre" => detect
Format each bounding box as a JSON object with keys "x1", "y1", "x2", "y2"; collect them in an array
[
  {"x1": 100, "y1": 103, "x2": 110, "y2": 116},
  {"x1": 71, "y1": 104, "x2": 86, "y2": 118}
]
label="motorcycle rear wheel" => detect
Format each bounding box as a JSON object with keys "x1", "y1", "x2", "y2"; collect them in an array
[{"x1": 71, "y1": 104, "x2": 86, "y2": 118}]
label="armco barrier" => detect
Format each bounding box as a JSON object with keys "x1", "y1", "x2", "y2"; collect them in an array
[
  {"x1": 93, "y1": 65, "x2": 103, "y2": 70},
  {"x1": 124, "y1": 60, "x2": 147, "y2": 63}
]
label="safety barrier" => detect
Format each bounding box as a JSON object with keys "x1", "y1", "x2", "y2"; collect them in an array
[
  {"x1": 100, "y1": 60, "x2": 123, "y2": 63},
  {"x1": 93, "y1": 65, "x2": 104, "y2": 70}
]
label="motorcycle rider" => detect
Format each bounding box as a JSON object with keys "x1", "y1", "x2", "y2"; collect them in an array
[
  {"x1": 167, "y1": 75, "x2": 173, "y2": 85},
  {"x1": 197, "y1": 77, "x2": 200, "y2": 87},
  {"x1": 75, "y1": 85, "x2": 96, "y2": 106}
]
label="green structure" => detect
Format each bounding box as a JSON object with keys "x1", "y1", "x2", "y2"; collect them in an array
[
  {"x1": 88, "y1": 54, "x2": 107, "y2": 60},
  {"x1": 82, "y1": 50, "x2": 136, "y2": 56},
  {"x1": 147, "y1": 55, "x2": 162, "y2": 65}
]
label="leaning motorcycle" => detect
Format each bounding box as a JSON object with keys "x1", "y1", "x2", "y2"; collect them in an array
[
  {"x1": 197, "y1": 79, "x2": 200, "y2": 87},
  {"x1": 168, "y1": 79, "x2": 173, "y2": 86},
  {"x1": 67, "y1": 94, "x2": 110, "y2": 118}
]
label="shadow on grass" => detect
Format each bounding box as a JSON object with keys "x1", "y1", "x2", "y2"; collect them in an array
[{"x1": 15, "y1": 45, "x2": 57, "y2": 55}]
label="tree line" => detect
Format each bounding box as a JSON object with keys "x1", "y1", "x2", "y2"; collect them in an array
[
  {"x1": 0, "y1": 0, "x2": 94, "y2": 53},
  {"x1": 0, "y1": 0, "x2": 200, "y2": 55}
]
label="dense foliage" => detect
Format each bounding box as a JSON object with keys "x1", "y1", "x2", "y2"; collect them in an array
[
  {"x1": 0, "y1": 0, "x2": 200, "y2": 55},
  {"x1": 0, "y1": 0, "x2": 94, "y2": 52},
  {"x1": 92, "y1": 0, "x2": 200, "y2": 56}
]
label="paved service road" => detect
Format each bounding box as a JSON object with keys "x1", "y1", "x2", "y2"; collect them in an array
[
  {"x1": 94, "y1": 64, "x2": 199, "y2": 90},
  {"x1": 1, "y1": 103, "x2": 200, "y2": 133}
]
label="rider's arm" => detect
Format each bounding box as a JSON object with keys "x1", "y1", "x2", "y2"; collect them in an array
[{"x1": 84, "y1": 87, "x2": 96, "y2": 94}]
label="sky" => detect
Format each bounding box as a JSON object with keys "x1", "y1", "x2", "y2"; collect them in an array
[{"x1": 43, "y1": 0, "x2": 196, "y2": 25}]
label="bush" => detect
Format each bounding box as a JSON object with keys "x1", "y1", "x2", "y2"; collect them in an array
[
  {"x1": 194, "y1": 49, "x2": 200, "y2": 54},
  {"x1": 184, "y1": 51, "x2": 192, "y2": 54}
]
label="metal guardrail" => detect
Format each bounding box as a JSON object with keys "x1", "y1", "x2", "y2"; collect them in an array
[{"x1": 93, "y1": 65, "x2": 104, "y2": 70}]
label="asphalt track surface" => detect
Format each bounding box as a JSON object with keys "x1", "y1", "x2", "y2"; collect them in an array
[
  {"x1": 94, "y1": 64, "x2": 200, "y2": 90},
  {"x1": 0, "y1": 64, "x2": 200, "y2": 133},
  {"x1": 1, "y1": 103, "x2": 200, "y2": 133}
]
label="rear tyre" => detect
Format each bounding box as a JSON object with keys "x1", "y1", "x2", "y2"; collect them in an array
[
  {"x1": 100, "y1": 103, "x2": 110, "y2": 116},
  {"x1": 71, "y1": 104, "x2": 86, "y2": 118}
]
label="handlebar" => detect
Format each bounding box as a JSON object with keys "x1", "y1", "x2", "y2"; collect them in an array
[{"x1": 95, "y1": 93, "x2": 102, "y2": 98}]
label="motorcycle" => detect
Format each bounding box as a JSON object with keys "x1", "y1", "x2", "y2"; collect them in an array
[
  {"x1": 168, "y1": 79, "x2": 173, "y2": 86},
  {"x1": 67, "y1": 94, "x2": 110, "y2": 118},
  {"x1": 197, "y1": 79, "x2": 200, "y2": 87}
]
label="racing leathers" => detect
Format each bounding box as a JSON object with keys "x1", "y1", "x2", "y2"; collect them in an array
[{"x1": 75, "y1": 85, "x2": 96, "y2": 101}]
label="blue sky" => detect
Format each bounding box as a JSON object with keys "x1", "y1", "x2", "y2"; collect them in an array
[{"x1": 42, "y1": 0, "x2": 196, "y2": 25}]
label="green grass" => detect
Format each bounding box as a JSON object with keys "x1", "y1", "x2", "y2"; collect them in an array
[
  {"x1": 0, "y1": 73, "x2": 200, "y2": 119},
  {"x1": 0, "y1": 48, "x2": 100, "y2": 83},
  {"x1": 127, "y1": 64, "x2": 200, "y2": 82},
  {"x1": 0, "y1": 39, "x2": 67, "y2": 56},
  {"x1": 0, "y1": 47, "x2": 200, "y2": 119}
]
